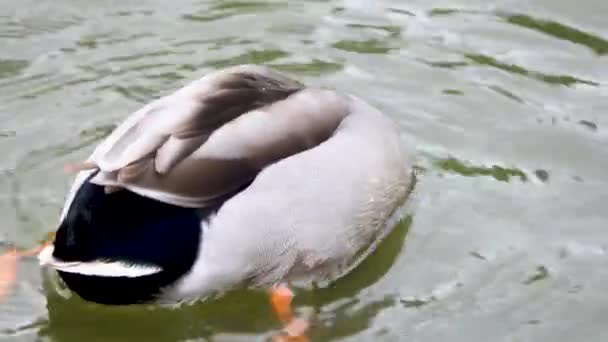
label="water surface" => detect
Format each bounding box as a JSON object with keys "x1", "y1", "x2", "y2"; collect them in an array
[{"x1": 1, "y1": 0, "x2": 607, "y2": 341}]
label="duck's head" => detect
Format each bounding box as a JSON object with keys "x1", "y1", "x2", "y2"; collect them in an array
[{"x1": 39, "y1": 172, "x2": 203, "y2": 305}]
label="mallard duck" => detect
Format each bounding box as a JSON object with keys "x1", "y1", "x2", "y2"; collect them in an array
[{"x1": 5, "y1": 65, "x2": 413, "y2": 339}]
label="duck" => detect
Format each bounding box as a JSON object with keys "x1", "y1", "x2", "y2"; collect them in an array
[{"x1": 3, "y1": 65, "x2": 414, "y2": 340}]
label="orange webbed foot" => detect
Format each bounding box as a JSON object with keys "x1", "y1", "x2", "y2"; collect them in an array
[
  {"x1": 269, "y1": 284, "x2": 310, "y2": 342},
  {"x1": 0, "y1": 248, "x2": 18, "y2": 301},
  {"x1": 0, "y1": 234, "x2": 54, "y2": 302},
  {"x1": 271, "y1": 284, "x2": 295, "y2": 323}
]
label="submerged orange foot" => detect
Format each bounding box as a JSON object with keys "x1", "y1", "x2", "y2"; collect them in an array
[
  {"x1": 0, "y1": 234, "x2": 55, "y2": 302},
  {"x1": 0, "y1": 248, "x2": 18, "y2": 301},
  {"x1": 269, "y1": 284, "x2": 310, "y2": 342}
]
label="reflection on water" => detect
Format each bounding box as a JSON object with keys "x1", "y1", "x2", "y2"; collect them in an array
[
  {"x1": 1, "y1": 0, "x2": 607, "y2": 341},
  {"x1": 436, "y1": 158, "x2": 527, "y2": 182},
  {"x1": 465, "y1": 53, "x2": 598, "y2": 87},
  {"x1": 40, "y1": 218, "x2": 411, "y2": 341},
  {"x1": 0, "y1": 59, "x2": 29, "y2": 79},
  {"x1": 271, "y1": 60, "x2": 344, "y2": 76},
  {"x1": 332, "y1": 39, "x2": 395, "y2": 54},
  {"x1": 182, "y1": 0, "x2": 287, "y2": 22},
  {"x1": 504, "y1": 14, "x2": 608, "y2": 55}
]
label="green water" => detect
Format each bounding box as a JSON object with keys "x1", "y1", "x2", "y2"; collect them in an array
[{"x1": 1, "y1": 0, "x2": 607, "y2": 341}]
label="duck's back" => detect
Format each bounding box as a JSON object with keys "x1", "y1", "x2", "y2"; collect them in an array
[{"x1": 167, "y1": 94, "x2": 414, "y2": 300}]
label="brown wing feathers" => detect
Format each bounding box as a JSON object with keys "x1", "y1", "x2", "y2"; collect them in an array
[{"x1": 74, "y1": 66, "x2": 348, "y2": 207}]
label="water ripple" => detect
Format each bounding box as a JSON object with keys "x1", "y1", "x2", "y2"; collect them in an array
[
  {"x1": 465, "y1": 53, "x2": 599, "y2": 87},
  {"x1": 1, "y1": 1, "x2": 607, "y2": 341},
  {"x1": 0, "y1": 14, "x2": 83, "y2": 39},
  {"x1": 504, "y1": 14, "x2": 608, "y2": 55},
  {"x1": 271, "y1": 59, "x2": 344, "y2": 76},
  {"x1": 182, "y1": 0, "x2": 287, "y2": 22},
  {"x1": 204, "y1": 49, "x2": 289, "y2": 69},
  {"x1": 332, "y1": 39, "x2": 396, "y2": 54},
  {"x1": 0, "y1": 59, "x2": 29, "y2": 79}
]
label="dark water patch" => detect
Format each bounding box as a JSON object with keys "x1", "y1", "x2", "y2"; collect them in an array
[
  {"x1": 76, "y1": 38, "x2": 97, "y2": 49},
  {"x1": 79, "y1": 124, "x2": 117, "y2": 140},
  {"x1": 442, "y1": 89, "x2": 464, "y2": 95},
  {"x1": 172, "y1": 38, "x2": 212, "y2": 48},
  {"x1": 428, "y1": 8, "x2": 482, "y2": 17},
  {"x1": 504, "y1": 14, "x2": 608, "y2": 55},
  {"x1": 572, "y1": 175, "x2": 584, "y2": 182},
  {"x1": 181, "y1": 13, "x2": 231, "y2": 22},
  {"x1": 0, "y1": 130, "x2": 16, "y2": 138},
  {"x1": 268, "y1": 23, "x2": 315, "y2": 35},
  {"x1": 0, "y1": 73, "x2": 48, "y2": 98},
  {"x1": 271, "y1": 60, "x2": 343, "y2": 76},
  {"x1": 523, "y1": 265, "x2": 549, "y2": 285},
  {"x1": 209, "y1": 38, "x2": 255, "y2": 51},
  {"x1": 14, "y1": 128, "x2": 115, "y2": 173},
  {"x1": 59, "y1": 47, "x2": 77, "y2": 53},
  {"x1": 400, "y1": 296, "x2": 435, "y2": 308},
  {"x1": 77, "y1": 97, "x2": 102, "y2": 108},
  {"x1": 111, "y1": 11, "x2": 133, "y2": 17},
  {"x1": 18, "y1": 76, "x2": 101, "y2": 100},
  {"x1": 109, "y1": 10, "x2": 155, "y2": 17},
  {"x1": 0, "y1": 59, "x2": 29, "y2": 79},
  {"x1": 0, "y1": 15, "x2": 83, "y2": 39},
  {"x1": 469, "y1": 251, "x2": 488, "y2": 260},
  {"x1": 0, "y1": 318, "x2": 47, "y2": 336},
  {"x1": 63, "y1": 77, "x2": 101, "y2": 87},
  {"x1": 82, "y1": 61, "x2": 187, "y2": 85},
  {"x1": 568, "y1": 285, "x2": 583, "y2": 294},
  {"x1": 332, "y1": 39, "x2": 394, "y2": 54},
  {"x1": 332, "y1": 7, "x2": 346, "y2": 14},
  {"x1": 424, "y1": 60, "x2": 469, "y2": 69},
  {"x1": 204, "y1": 49, "x2": 288, "y2": 69},
  {"x1": 534, "y1": 169, "x2": 550, "y2": 182},
  {"x1": 213, "y1": 0, "x2": 282, "y2": 11},
  {"x1": 107, "y1": 50, "x2": 178, "y2": 63},
  {"x1": 487, "y1": 85, "x2": 524, "y2": 103},
  {"x1": 465, "y1": 53, "x2": 598, "y2": 87},
  {"x1": 537, "y1": 74, "x2": 598, "y2": 87},
  {"x1": 311, "y1": 297, "x2": 395, "y2": 341},
  {"x1": 436, "y1": 157, "x2": 528, "y2": 182},
  {"x1": 84, "y1": 62, "x2": 179, "y2": 81},
  {"x1": 119, "y1": 63, "x2": 176, "y2": 73},
  {"x1": 182, "y1": 1, "x2": 286, "y2": 22},
  {"x1": 83, "y1": 33, "x2": 155, "y2": 47},
  {"x1": 346, "y1": 24, "x2": 401, "y2": 38},
  {"x1": 144, "y1": 72, "x2": 185, "y2": 82},
  {"x1": 0, "y1": 71, "x2": 107, "y2": 102},
  {"x1": 428, "y1": 8, "x2": 459, "y2": 16},
  {"x1": 179, "y1": 64, "x2": 197, "y2": 72},
  {"x1": 578, "y1": 120, "x2": 598, "y2": 132},
  {"x1": 172, "y1": 37, "x2": 254, "y2": 50},
  {"x1": 95, "y1": 84, "x2": 156, "y2": 103},
  {"x1": 111, "y1": 85, "x2": 156, "y2": 103},
  {"x1": 387, "y1": 8, "x2": 415, "y2": 16}
]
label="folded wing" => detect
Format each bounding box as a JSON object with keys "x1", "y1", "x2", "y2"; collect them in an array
[{"x1": 87, "y1": 65, "x2": 350, "y2": 207}]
